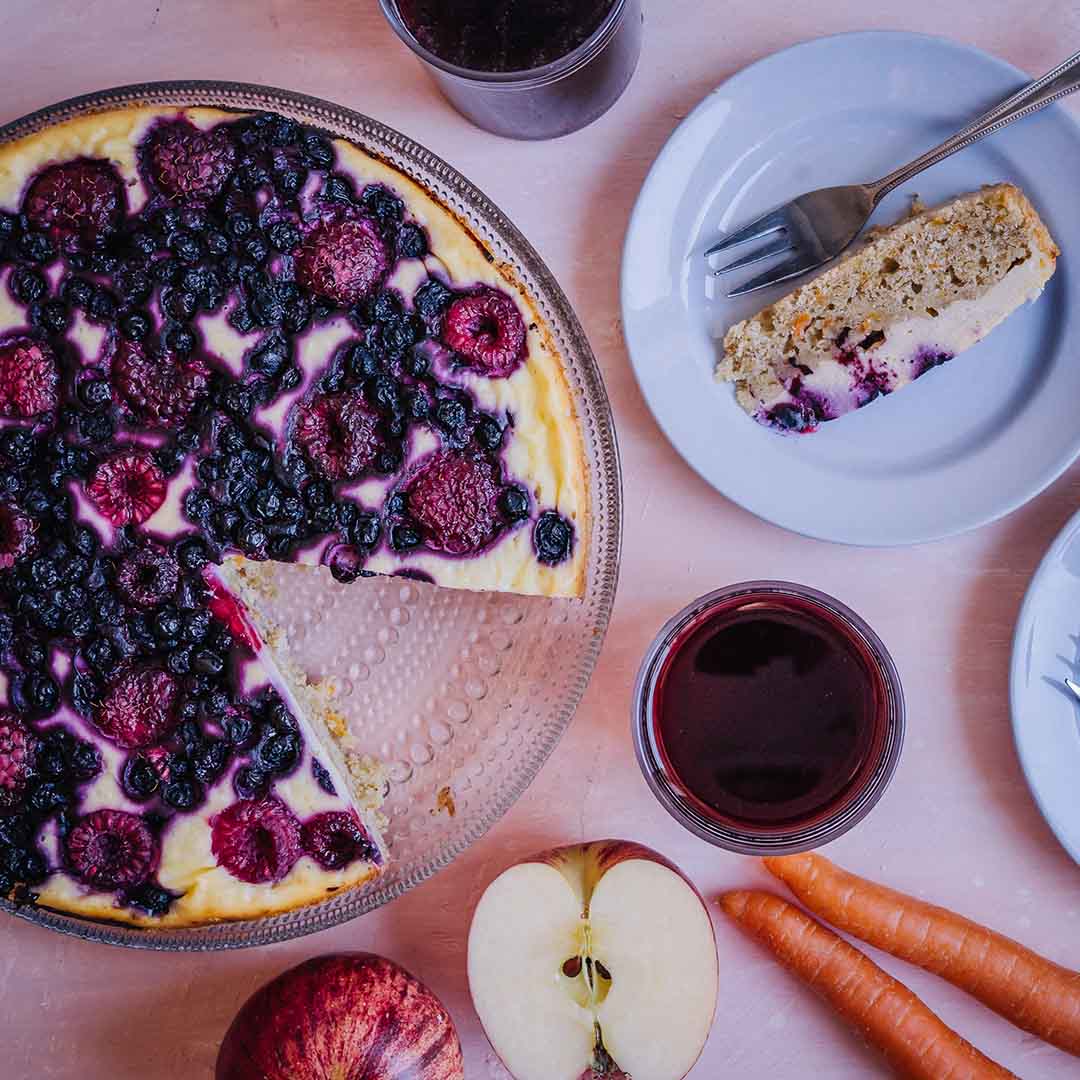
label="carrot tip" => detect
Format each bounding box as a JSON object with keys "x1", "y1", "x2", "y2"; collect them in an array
[
  {"x1": 763, "y1": 852, "x2": 814, "y2": 879},
  {"x1": 718, "y1": 890, "x2": 751, "y2": 917}
]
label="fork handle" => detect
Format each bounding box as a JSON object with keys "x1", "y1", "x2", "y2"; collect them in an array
[{"x1": 869, "y1": 49, "x2": 1080, "y2": 203}]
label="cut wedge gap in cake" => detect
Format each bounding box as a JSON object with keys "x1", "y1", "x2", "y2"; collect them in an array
[{"x1": 717, "y1": 183, "x2": 1059, "y2": 433}]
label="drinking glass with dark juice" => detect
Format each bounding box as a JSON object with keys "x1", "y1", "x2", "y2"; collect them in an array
[
  {"x1": 633, "y1": 582, "x2": 904, "y2": 854},
  {"x1": 379, "y1": 0, "x2": 643, "y2": 139}
]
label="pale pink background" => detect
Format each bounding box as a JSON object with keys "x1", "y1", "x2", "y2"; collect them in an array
[{"x1": 3, "y1": 2, "x2": 1080, "y2": 1077}]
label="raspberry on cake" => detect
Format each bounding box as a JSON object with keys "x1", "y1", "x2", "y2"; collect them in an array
[
  {"x1": 0, "y1": 503, "x2": 35, "y2": 568},
  {"x1": 0, "y1": 336, "x2": 59, "y2": 418},
  {"x1": 22, "y1": 159, "x2": 125, "y2": 247},
  {"x1": 718, "y1": 184, "x2": 1059, "y2": 432},
  {"x1": 0, "y1": 102, "x2": 589, "y2": 928},
  {"x1": 92, "y1": 667, "x2": 181, "y2": 749},
  {"x1": 401, "y1": 449, "x2": 504, "y2": 555},
  {"x1": 291, "y1": 389, "x2": 385, "y2": 481},
  {"x1": 86, "y1": 453, "x2": 168, "y2": 526},
  {"x1": 210, "y1": 796, "x2": 302, "y2": 885},
  {"x1": 295, "y1": 217, "x2": 389, "y2": 306},
  {"x1": 65, "y1": 809, "x2": 159, "y2": 891},
  {"x1": 142, "y1": 119, "x2": 237, "y2": 202},
  {"x1": 442, "y1": 288, "x2": 528, "y2": 377},
  {"x1": 0, "y1": 714, "x2": 38, "y2": 811},
  {"x1": 110, "y1": 338, "x2": 211, "y2": 430}
]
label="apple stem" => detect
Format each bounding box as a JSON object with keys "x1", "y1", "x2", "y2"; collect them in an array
[{"x1": 591, "y1": 1022, "x2": 619, "y2": 1076}]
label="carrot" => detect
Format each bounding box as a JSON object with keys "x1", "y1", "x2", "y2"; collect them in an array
[
  {"x1": 764, "y1": 853, "x2": 1080, "y2": 1057},
  {"x1": 720, "y1": 890, "x2": 1016, "y2": 1080}
]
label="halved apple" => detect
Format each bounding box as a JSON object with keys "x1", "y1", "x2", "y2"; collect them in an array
[{"x1": 467, "y1": 840, "x2": 718, "y2": 1080}]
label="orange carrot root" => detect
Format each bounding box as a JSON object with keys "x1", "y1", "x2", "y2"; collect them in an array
[
  {"x1": 764, "y1": 853, "x2": 1080, "y2": 1058},
  {"x1": 719, "y1": 890, "x2": 1016, "y2": 1080}
]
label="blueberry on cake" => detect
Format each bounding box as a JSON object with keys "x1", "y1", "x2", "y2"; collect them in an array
[
  {"x1": 0, "y1": 106, "x2": 588, "y2": 926},
  {"x1": 717, "y1": 184, "x2": 1059, "y2": 433}
]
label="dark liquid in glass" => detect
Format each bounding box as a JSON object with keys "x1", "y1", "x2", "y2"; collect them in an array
[
  {"x1": 653, "y1": 594, "x2": 885, "y2": 829},
  {"x1": 396, "y1": 0, "x2": 614, "y2": 72}
]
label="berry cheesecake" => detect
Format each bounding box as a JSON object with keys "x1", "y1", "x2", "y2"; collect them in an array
[
  {"x1": 0, "y1": 105, "x2": 588, "y2": 926},
  {"x1": 718, "y1": 184, "x2": 1058, "y2": 433}
]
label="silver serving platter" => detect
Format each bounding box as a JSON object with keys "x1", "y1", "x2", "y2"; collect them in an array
[{"x1": 0, "y1": 81, "x2": 621, "y2": 949}]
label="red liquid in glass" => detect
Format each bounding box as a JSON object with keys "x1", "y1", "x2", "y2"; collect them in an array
[
  {"x1": 653, "y1": 594, "x2": 886, "y2": 830},
  {"x1": 396, "y1": 0, "x2": 613, "y2": 72}
]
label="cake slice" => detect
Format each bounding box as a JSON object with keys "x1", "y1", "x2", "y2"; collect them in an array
[{"x1": 717, "y1": 184, "x2": 1059, "y2": 432}]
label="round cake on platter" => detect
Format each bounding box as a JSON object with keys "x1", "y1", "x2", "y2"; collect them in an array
[{"x1": 0, "y1": 101, "x2": 591, "y2": 928}]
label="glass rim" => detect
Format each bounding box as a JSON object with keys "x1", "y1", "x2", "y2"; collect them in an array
[
  {"x1": 631, "y1": 581, "x2": 905, "y2": 856},
  {"x1": 377, "y1": 0, "x2": 630, "y2": 88}
]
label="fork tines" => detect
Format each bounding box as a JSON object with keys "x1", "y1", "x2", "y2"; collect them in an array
[
  {"x1": 705, "y1": 205, "x2": 810, "y2": 296},
  {"x1": 705, "y1": 206, "x2": 790, "y2": 259}
]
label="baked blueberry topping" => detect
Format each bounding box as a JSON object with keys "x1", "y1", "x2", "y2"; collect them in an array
[
  {"x1": 312, "y1": 757, "x2": 336, "y2": 795},
  {"x1": 499, "y1": 485, "x2": 530, "y2": 522},
  {"x1": 9, "y1": 268, "x2": 47, "y2": 305},
  {"x1": 534, "y1": 511, "x2": 573, "y2": 566},
  {"x1": 913, "y1": 346, "x2": 954, "y2": 379},
  {"x1": 396, "y1": 223, "x2": 428, "y2": 260},
  {"x1": 121, "y1": 753, "x2": 161, "y2": 801},
  {"x1": 414, "y1": 278, "x2": 455, "y2": 327},
  {"x1": 326, "y1": 542, "x2": 365, "y2": 583},
  {"x1": 0, "y1": 106, "x2": 563, "y2": 919},
  {"x1": 126, "y1": 882, "x2": 175, "y2": 916}
]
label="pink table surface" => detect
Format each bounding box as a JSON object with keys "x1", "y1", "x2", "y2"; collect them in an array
[{"x1": 4, "y1": 3, "x2": 1080, "y2": 1077}]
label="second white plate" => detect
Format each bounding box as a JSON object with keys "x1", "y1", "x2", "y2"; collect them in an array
[
  {"x1": 621, "y1": 31, "x2": 1080, "y2": 546},
  {"x1": 1011, "y1": 509, "x2": 1080, "y2": 866}
]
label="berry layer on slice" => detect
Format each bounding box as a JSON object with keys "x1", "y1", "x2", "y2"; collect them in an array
[{"x1": 0, "y1": 103, "x2": 588, "y2": 927}]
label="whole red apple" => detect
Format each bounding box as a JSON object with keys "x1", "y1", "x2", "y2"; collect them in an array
[{"x1": 216, "y1": 953, "x2": 464, "y2": 1080}]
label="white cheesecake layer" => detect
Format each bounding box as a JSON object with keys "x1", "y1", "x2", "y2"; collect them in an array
[{"x1": 753, "y1": 253, "x2": 1054, "y2": 424}]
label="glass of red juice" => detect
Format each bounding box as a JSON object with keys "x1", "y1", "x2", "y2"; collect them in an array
[
  {"x1": 632, "y1": 582, "x2": 905, "y2": 855},
  {"x1": 378, "y1": 0, "x2": 642, "y2": 139}
]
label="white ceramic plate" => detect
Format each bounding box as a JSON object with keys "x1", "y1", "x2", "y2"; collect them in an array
[
  {"x1": 622, "y1": 31, "x2": 1080, "y2": 546},
  {"x1": 1011, "y1": 511, "x2": 1080, "y2": 866}
]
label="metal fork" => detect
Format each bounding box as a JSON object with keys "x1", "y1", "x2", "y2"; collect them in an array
[{"x1": 706, "y1": 49, "x2": 1080, "y2": 297}]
